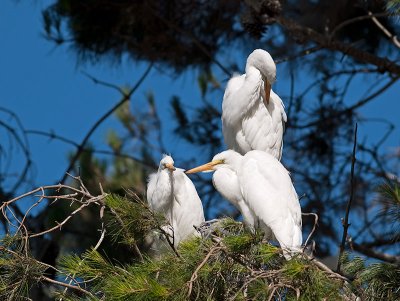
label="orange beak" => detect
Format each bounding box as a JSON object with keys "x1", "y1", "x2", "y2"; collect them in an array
[
  {"x1": 165, "y1": 163, "x2": 176, "y2": 171},
  {"x1": 185, "y1": 160, "x2": 222, "y2": 174},
  {"x1": 264, "y1": 80, "x2": 271, "y2": 106}
]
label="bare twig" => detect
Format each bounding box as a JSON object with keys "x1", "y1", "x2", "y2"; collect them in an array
[
  {"x1": 330, "y1": 12, "x2": 390, "y2": 38},
  {"x1": 276, "y1": 16, "x2": 400, "y2": 76},
  {"x1": 26, "y1": 129, "x2": 157, "y2": 170},
  {"x1": 60, "y1": 63, "x2": 153, "y2": 184},
  {"x1": 346, "y1": 76, "x2": 400, "y2": 111},
  {"x1": 337, "y1": 123, "x2": 358, "y2": 272},
  {"x1": 41, "y1": 276, "x2": 96, "y2": 298},
  {"x1": 292, "y1": 75, "x2": 399, "y2": 130},
  {"x1": 187, "y1": 243, "x2": 222, "y2": 297},
  {"x1": 304, "y1": 254, "x2": 349, "y2": 282},
  {"x1": 368, "y1": 11, "x2": 400, "y2": 49},
  {"x1": 275, "y1": 46, "x2": 322, "y2": 64},
  {"x1": 349, "y1": 238, "x2": 400, "y2": 264},
  {"x1": 60, "y1": 194, "x2": 107, "y2": 300},
  {"x1": 302, "y1": 212, "x2": 318, "y2": 252},
  {"x1": 0, "y1": 119, "x2": 32, "y2": 193}
]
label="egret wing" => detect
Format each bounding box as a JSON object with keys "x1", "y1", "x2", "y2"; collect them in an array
[
  {"x1": 239, "y1": 152, "x2": 302, "y2": 249},
  {"x1": 222, "y1": 72, "x2": 264, "y2": 154},
  {"x1": 241, "y1": 89, "x2": 286, "y2": 159},
  {"x1": 146, "y1": 173, "x2": 158, "y2": 210},
  {"x1": 172, "y1": 170, "x2": 205, "y2": 244}
]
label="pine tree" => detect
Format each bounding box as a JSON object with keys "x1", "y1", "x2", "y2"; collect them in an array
[{"x1": 1, "y1": 180, "x2": 399, "y2": 300}]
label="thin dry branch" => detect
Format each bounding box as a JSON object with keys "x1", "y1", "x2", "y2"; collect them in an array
[
  {"x1": 60, "y1": 63, "x2": 153, "y2": 184},
  {"x1": 349, "y1": 239, "x2": 400, "y2": 264},
  {"x1": 1, "y1": 179, "x2": 106, "y2": 241},
  {"x1": 337, "y1": 123, "x2": 358, "y2": 272},
  {"x1": 40, "y1": 276, "x2": 96, "y2": 298},
  {"x1": 276, "y1": 16, "x2": 400, "y2": 75},
  {"x1": 187, "y1": 243, "x2": 222, "y2": 297},
  {"x1": 330, "y1": 12, "x2": 390, "y2": 38},
  {"x1": 26, "y1": 129, "x2": 157, "y2": 170},
  {"x1": 302, "y1": 212, "x2": 318, "y2": 252},
  {"x1": 368, "y1": 11, "x2": 400, "y2": 49}
]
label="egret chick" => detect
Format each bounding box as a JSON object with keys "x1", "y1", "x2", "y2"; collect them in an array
[
  {"x1": 186, "y1": 150, "x2": 302, "y2": 258},
  {"x1": 222, "y1": 49, "x2": 287, "y2": 160},
  {"x1": 147, "y1": 155, "x2": 205, "y2": 249}
]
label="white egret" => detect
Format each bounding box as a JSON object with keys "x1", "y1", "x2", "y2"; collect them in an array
[
  {"x1": 147, "y1": 155, "x2": 205, "y2": 248},
  {"x1": 186, "y1": 150, "x2": 302, "y2": 258},
  {"x1": 222, "y1": 49, "x2": 287, "y2": 160}
]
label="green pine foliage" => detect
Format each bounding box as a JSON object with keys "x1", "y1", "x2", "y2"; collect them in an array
[
  {"x1": 55, "y1": 197, "x2": 352, "y2": 300},
  {"x1": 105, "y1": 193, "x2": 166, "y2": 247},
  {"x1": 0, "y1": 236, "x2": 47, "y2": 300},
  {"x1": 1, "y1": 192, "x2": 400, "y2": 300}
]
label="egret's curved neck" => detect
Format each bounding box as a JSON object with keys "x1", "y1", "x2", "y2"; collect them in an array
[{"x1": 245, "y1": 53, "x2": 276, "y2": 84}]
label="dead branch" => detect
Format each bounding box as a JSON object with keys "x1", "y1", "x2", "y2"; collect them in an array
[
  {"x1": 330, "y1": 12, "x2": 390, "y2": 38},
  {"x1": 187, "y1": 243, "x2": 223, "y2": 297},
  {"x1": 368, "y1": 11, "x2": 400, "y2": 49},
  {"x1": 302, "y1": 212, "x2": 318, "y2": 252},
  {"x1": 40, "y1": 276, "x2": 96, "y2": 298}
]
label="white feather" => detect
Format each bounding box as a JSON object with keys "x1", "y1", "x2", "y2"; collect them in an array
[
  {"x1": 200, "y1": 150, "x2": 302, "y2": 259},
  {"x1": 222, "y1": 49, "x2": 286, "y2": 160},
  {"x1": 147, "y1": 156, "x2": 205, "y2": 249}
]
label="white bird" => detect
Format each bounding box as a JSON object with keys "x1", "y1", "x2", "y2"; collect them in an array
[
  {"x1": 186, "y1": 150, "x2": 302, "y2": 258},
  {"x1": 147, "y1": 155, "x2": 205, "y2": 248},
  {"x1": 222, "y1": 49, "x2": 287, "y2": 160}
]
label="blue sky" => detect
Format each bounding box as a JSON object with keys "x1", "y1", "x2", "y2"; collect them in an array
[
  {"x1": 1, "y1": 0, "x2": 206, "y2": 193},
  {"x1": 1, "y1": 0, "x2": 399, "y2": 197}
]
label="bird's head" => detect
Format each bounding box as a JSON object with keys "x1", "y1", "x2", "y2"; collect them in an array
[
  {"x1": 159, "y1": 155, "x2": 176, "y2": 172},
  {"x1": 247, "y1": 49, "x2": 276, "y2": 84},
  {"x1": 247, "y1": 49, "x2": 276, "y2": 105},
  {"x1": 185, "y1": 150, "x2": 242, "y2": 174}
]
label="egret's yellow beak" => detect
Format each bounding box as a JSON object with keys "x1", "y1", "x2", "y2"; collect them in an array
[
  {"x1": 165, "y1": 163, "x2": 176, "y2": 171},
  {"x1": 264, "y1": 80, "x2": 271, "y2": 106},
  {"x1": 185, "y1": 160, "x2": 223, "y2": 174}
]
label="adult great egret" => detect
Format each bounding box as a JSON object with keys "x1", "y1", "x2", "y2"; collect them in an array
[
  {"x1": 222, "y1": 49, "x2": 287, "y2": 160},
  {"x1": 186, "y1": 150, "x2": 302, "y2": 258},
  {"x1": 147, "y1": 155, "x2": 205, "y2": 248}
]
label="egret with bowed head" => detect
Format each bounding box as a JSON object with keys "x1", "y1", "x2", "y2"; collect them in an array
[{"x1": 222, "y1": 49, "x2": 287, "y2": 159}]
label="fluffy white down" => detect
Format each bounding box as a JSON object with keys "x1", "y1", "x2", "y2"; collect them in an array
[
  {"x1": 222, "y1": 49, "x2": 287, "y2": 160},
  {"x1": 147, "y1": 165, "x2": 205, "y2": 248}
]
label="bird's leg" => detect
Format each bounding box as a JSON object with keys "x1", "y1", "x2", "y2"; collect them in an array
[{"x1": 264, "y1": 79, "x2": 271, "y2": 106}]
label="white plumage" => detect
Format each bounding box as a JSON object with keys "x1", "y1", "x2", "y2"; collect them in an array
[
  {"x1": 186, "y1": 150, "x2": 302, "y2": 258},
  {"x1": 222, "y1": 49, "x2": 287, "y2": 160},
  {"x1": 147, "y1": 155, "x2": 205, "y2": 248}
]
